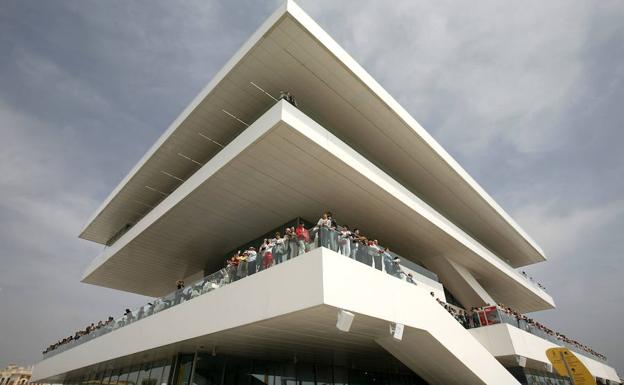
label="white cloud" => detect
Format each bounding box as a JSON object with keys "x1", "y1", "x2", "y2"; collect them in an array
[
  {"x1": 1, "y1": 0, "x2": 623, "y2": 373},
  {"x1": 302, "y1": 0, "x2": 594, "y2": 154},
  {"x1": 513, "y1": 199, "x2": 624, "y2": 259}
]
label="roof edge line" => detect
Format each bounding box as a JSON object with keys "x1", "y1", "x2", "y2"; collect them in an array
[
  {"x1": 78, "y1": 1, "x2": 291, "y2": 242},
  {"x1": 81, "y1": 101, "x2": 289, "y2": 285},
  {"x1": 279, "y1": 103, "x2": 553, "y2": 308}
]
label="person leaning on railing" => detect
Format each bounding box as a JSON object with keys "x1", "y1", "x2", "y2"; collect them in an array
[
  {"x1": 236, "y1": 250, "x2": 248, "y2": 279},
  {"x1": 349, "y1": 228, "x2": 361, "y2": 259},
  {"x1": 467, "y1": 303, "x2": 607, "y2": 360},
  {"x1": 273, "y1": 231, "x2": 287, "y2": 265},
  {"x1": 315, "y1": 212, "x2": 332, "y2": 249},
  {"x1": 246, "y1": 247, "x2": 258, "y2": 276},
  {"x1": 285, "y1": 227, "x2": 298, "y2": 260},
  {"x1": 295, "y1": 222, "x2": 308, "y2": 255},
  {"x1": 338, "y1": 225, "x2": 351, "y2": 257}
]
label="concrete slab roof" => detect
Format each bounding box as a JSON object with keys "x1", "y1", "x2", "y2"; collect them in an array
[{"x1": 80, "y1": 0, "x2": 545, "y2": 268}]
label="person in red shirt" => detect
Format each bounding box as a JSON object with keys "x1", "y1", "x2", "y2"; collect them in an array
[{"x1": 296, "y1": 223, "x2": 309, "y2": 255}]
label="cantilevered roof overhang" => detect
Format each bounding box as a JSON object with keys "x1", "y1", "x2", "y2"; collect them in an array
[
  {"x1": 82, "y1": 102, "x2": 553, "y2": 312},
  {"x1": 79, "y1": 0, "x2": 545, "y2": 268}
]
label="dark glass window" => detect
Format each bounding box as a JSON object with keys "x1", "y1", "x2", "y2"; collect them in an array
[
  {"x1": 193, "y1": 355, "x2": 224, "y2": 385},
  {"x1": 109, "y1": 369, "x2": 121, "y2": 385},
  {"x1": 314, "y1": 363, "x2": 332, "y2": 385},
  {"x1": 118, "y1": 369, "x2": 130, "y2": 385},
  {"x1": 93, "y1": 369, "x2": 106, "y2": 385},
  {"x1": 149, "y1": 362, "x2": 165, "y2": 385},
  {"x1": 223, "y1": 357, "x2": 255, "y2": 385},
  {"x1": 101, "y1": 369, "x2": 113, "y2": 385},
  {"x1": 127, "y1": 366, "x2": 141, "y2": 385},
  {"x1": 173, "y1": 354, "x2": 195, "y2": 385},
  {"x1": 138, "y1": 363, "x2": 154, "y2": 385},
  {"x1": 161, "y1": 360, "x2": 173, "y2": 385}
]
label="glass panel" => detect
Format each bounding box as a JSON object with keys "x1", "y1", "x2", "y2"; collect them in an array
[
  {"x1": 118, "y1": 369, "x2": 130, "y2": 385},
  {"x1": 191, "y1": 355, "x2": 223, "y2": 385},
  {"x1": 148, "y1": 363, "x2": 165, "y2": 385},
  {"x1": 314, "y1": 364, "x2": 332, "y2": 385},
  {"x1": 161, "y1": 360, "x2": 173, "y2": 385},
  {"x1": 85, "y1": 372, "x2": 99, "y2": 385},
  {"x1": 281, "y1": 362, "x2": 296, "y2": 385},
  {"x1": 296, "y1": 363, "x2": 315, "y2": 385},
  {"x1": 173, "y1": 354, "x2": 195, "y2": 385},
  {"x1": 138, "y1": 364, "x2": 154, "y2": 385},
  {"x1": 223, "y1": 357, "x2": 255, "y2": 385},
  {"x1": 127, "y1": 366, "x2": 141, "y2": 385},
  {"x1": 101, "y1": 369, "x2": 113, "y2": 385},
  {"x1": 109, "y1": 370, "x2": 121, "y2": 385},
  {"x1": 333, "y1": 366, "x2": 349, "y2": 385}
]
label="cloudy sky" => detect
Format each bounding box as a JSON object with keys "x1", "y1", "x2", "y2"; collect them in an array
[{"x1": 1, "y1": 0, "x2": 623, "y2": 376}]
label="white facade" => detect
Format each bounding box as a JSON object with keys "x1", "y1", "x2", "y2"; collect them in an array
[{"x1": 33, "y1": 2, "x2": 621, "y2": 385}]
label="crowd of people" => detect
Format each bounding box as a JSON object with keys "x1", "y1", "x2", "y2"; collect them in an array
[
  {"x1": 432, "y1": 297, "x2": 607, "y2": 361},
  {"x1": 47, "y1": 211, "x2": 599, "y2": 362},
  {"x1": 43, "y1": 316, "x2": 115, "y2": 355},
  {"x1": 519, "y1": 270, "x2": 547, "y2": 290},
  {"x1": 496, "y1": 304, "x2": 606, "y2": 361},
  {"x1": 44, "y1": 211, "x2": 419, "y2": 356},
  {"x1": 222, "y1": 212, "x2": 410, "y2": 281},
  {"x1": 434, "y1": 294, "x2": 473, "y2": 329}
]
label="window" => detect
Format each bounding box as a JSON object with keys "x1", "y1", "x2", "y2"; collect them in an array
[
  {"x1": 127, "y1": 366, "x2": 141, "y2": 385},
  {"x1": 109, "y1": 369, "x2": 121, "y2": 385},
  {"x1": 137, "y1": 364, "x2": 153, "y2": 385},
  {"x1": 161, "y1": 360, "x2": 173, "y2": 385},
  {"x1": 118, "y1": 369, "x2": 130, "y2": 385},
  {"x1": 173, "y1": 355, "x2": 194, "y2": 385},
  {"x1": 148, "y1": 362, "x2": 165, "y2": 385},
  {"x1": 101, "y1": 369, "x2": 113, "y2": 385},
  {"x1": 192, "y1": 355, "x2": 223, "y2": 385}
]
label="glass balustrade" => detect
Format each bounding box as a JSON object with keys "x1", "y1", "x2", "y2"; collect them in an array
[
  {"x1": 467, "y1": 306, "x2": 607, "y2": 362},
  {"x1": 43, "y1": 226, "x2": 436, "y2": 359}
]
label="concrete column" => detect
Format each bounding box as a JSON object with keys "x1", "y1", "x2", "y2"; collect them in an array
[{"x1": 424, "y1": 256, "x2": 496, "y2": 309}]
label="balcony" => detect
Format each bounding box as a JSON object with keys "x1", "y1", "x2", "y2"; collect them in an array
[
  {"x1": 34, "y1": 247, "x2": 523, "y2": 385},
  {"x1": 43, "y1": 226, "x2": 441, "y2": 360},
  {"x1": 466, "y1": 305, "x2": 607, "y2": 363}
]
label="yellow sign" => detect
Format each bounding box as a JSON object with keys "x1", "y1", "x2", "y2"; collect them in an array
[{"x1": 546, "y1": 347, "x2": 596, "y2": 385}]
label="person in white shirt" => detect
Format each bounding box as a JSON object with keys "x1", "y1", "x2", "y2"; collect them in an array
[
  {"x1": 273, "y1": 231, "x2": 286, "y2": 265},
  {"x1": 338, "y1": 225, "x2": 351, "y2": 257},
  {"x1": 369, "y1": 239, "x2": 382, "y2": 270},
  {"x1": 327, "y1": 212, "x2": 339, "y2": 252},
  {"x1": 259, "y1": 238, "x2": 275, "y2": 270},
  {"x1": 316, "y1": 212, "x2": 332, "y2": 248},
  {"x1": 382, "y1": 247, "x2": 394, "y2": 274},
  {"x1": 246, "y1": 246, "x2": 258, "y2": 275}
]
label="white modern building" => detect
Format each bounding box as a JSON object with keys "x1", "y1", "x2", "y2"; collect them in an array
[{"x1": 32, "y1": 2, "x2": 621, "y2": 385}]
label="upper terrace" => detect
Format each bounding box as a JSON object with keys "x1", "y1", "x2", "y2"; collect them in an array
[{"x1": 79, "y1": 0, "x2": 545, "y2": 269}]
